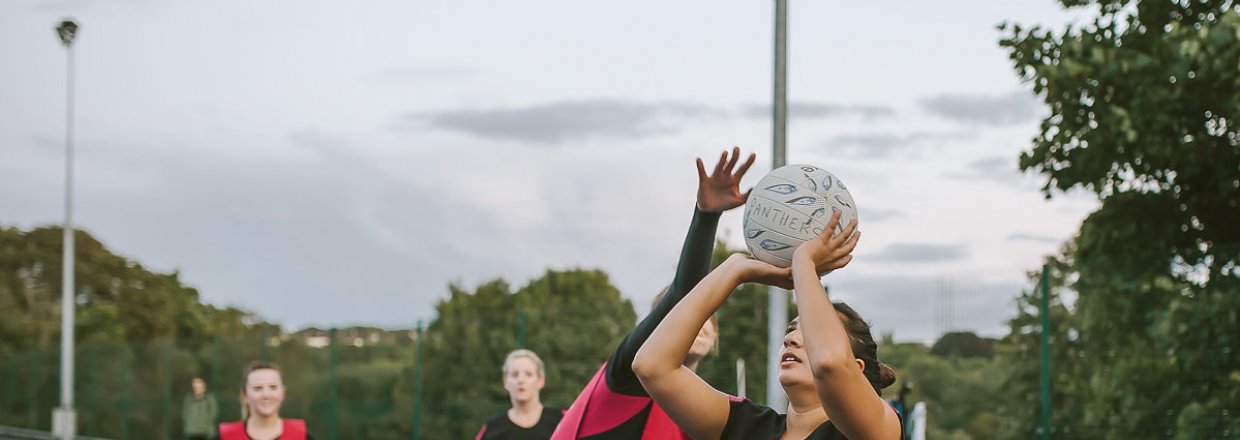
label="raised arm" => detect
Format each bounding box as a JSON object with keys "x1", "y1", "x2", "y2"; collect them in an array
[
  {"x1": 633, "y1": 254, "x2": 790, "y2": 440},
  {"x1": 790, "y1": 212, "x2": 901, "y2": 440},
  {"x1": 606, "y1": 148, "x2": 755, "y2": 394}
]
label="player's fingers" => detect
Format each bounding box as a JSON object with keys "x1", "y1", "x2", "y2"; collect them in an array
[
  {"x1": 696, "y1": 158, "x2": 708, "y2": 181},
  {"x1": 833, "y1": 218, "x2": 858, "y2": 246},
  {"x1": 713, "y1": 151, "x2": 727, "y2": 175},
  {"x1": 837, "y1": 231, "x2": 860, "y2": 257},
  {"x1": 822, "y1": 210, "x2": 843, "y2": 243},
  {"x1": 725, "y1": 146, "x2": 741, "y2": 172},
  {"x1": 735, "y1": 153, "x2": 757, "y2": 178}
]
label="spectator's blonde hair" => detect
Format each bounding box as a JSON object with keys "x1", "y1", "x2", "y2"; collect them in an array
[
  {"x1": 654, "y1": 286, "x2": 719, "y2": 351},
  {"x1": 502, "y1": 349, "x2": 546, "y2": 378}
]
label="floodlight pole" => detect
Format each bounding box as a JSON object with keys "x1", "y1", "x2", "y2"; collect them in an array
[
  {"x1": 766, "y1": 0, "x2": 789, "y2": 413},
  {"x1": 53, "y1": 18, "x2": 79, "y2": 440}
]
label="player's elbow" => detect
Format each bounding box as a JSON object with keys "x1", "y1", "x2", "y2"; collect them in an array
[
  {"x1": 632, "y1": 352, "x2": 658, "y2": 382},
  {"x1": 632, "y1": 347, "x2": 675, "y2": 385},
  {"x1": 809, "y1": 354, "x2": 855, "y2": 380}
]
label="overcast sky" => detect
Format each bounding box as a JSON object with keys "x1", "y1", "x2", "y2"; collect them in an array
[{"x1": 1, "y1": 0, "x2": 1101, "y2": 342}]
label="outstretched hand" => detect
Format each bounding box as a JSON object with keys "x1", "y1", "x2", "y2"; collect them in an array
[
  {"x1": 723, "y1": 253, "x2": 794, "y2": 290},
  {"x1": 793, "y1": 210, "x2": 860, "y2": 277},
  {"x1": 696, "y1": 147, "x2": 756, "y2": 213}
]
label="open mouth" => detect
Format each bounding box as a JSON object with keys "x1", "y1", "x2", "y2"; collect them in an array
[{"x1": 780, "y1": 352, "x2": 802, "y2": 366}]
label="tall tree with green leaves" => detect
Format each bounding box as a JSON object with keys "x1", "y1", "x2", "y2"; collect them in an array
[
  {"x1": 0, "y1": 226, "x2": 271, "y2": 350},
  {"x1": 0, "y1": 225, "x2": 279, "y2": 437},
  {"x1": 1000, "y1": 1, "x2": 1240, "y2": 437},
  {"x1": 413, "y1": 269, "x2": 635, "y2": 439}
]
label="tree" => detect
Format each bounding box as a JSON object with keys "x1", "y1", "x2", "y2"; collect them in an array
[
  {"x1": 999, "y1": 1, "x2": 1240, "y2": 436},
  {"x1": 0, "y1": 225, "x2": 279, "y2": 437},
  {"x1": 0, "y1": 226, "x2": 269, "y2": 350},
  {"x1": 414, "y1": 269, "x2": 635, "y2": 439},
  {"x1": 930, "y1": 331, "x2": 996, "y2": 359}
]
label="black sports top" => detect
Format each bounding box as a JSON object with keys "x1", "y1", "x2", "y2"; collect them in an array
[
  {"x1": 721, "y1": 398, "x2": 903, "y2": 440},
  {"x1": 476, "y1": 407, "x2": 565, "y2": 440}
]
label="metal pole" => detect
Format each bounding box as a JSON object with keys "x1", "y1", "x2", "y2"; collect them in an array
[
  {"x1": 211, "y1": 336, "x2": 220, "y2": 411},
  {"x1": 329, "y1": 328, "x2": 338, "y2": 440},
  {"x1": 1039, "y1": 264, "x2": 1051, "y2": 440},
  {"x1": 2, "y1": 356, "x2": 12, "y2": 426},
  {"x1": 28, "y1": 358, "x2": 38, "y2": 429},
  {"x1": 162, "y1": 339, "x2": 173, "y2": 440},
  {"x1": 736, "y1": 358, "x2": 746, "y2": 399},
  {"x1": 412, "y1": 321, "x2": 424, "y2": 440},
  {"x1": 766, "y1": 0, "x2": 789, "y2": 412},
  {"x1": 121, "y1": 349, "x2": 130, "y2": 440},
  {"x1": 260, "y1": 329, "x2": 269, "y2": 361},
  {"x1": 84, "y1": 345, "x2": 93, "y2": 436},
  {"x1": 517, "y1": 310, "x2": 526, "y2": 349},
  {"x1": 54, "y1": 18, "x2": 79, "y2": 440}
]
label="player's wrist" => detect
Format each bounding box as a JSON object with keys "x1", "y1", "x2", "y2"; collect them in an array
[{"x1": 791, "y1": 250, "x2": 816, "y2": 271}]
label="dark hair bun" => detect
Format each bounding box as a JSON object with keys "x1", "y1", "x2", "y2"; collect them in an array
[{"x1": 877, "y1": 363, "x2": 897, "y2": 390}]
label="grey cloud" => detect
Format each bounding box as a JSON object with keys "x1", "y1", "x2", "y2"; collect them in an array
[
  {"x1": 409, "y1": 99, "x2": 896, "y2": 145},
  {"x1": 918, "y1": 91, "x2": 1039, "y2": 126},
  {"x1": 969, "y1": 156, "x2": 1011, "y2": 173},
  {"x1": 861, "y1": 208, "x2": 904, "y2": 222},
  {"x1": 742, "y1": 102, "x2": 894, "y2": 120},
  {"x1": 371, "y1": 66, "x2": 481, "y2": 82},
  {"x1": 865, "y1": 243, "x2": 968, "y2": 263},
  {"x1": 821, "y1": 131, "x2": 975, "y2": 159},
  {"x1": 1008, "y1": 233, "x2": 1061, "y2": 244},
  {"x1": 947, "y1": 156, "x2": 1021, "y2": 185},
  {"x1": 2, "y1": 129, "x2": 493, "y2": 330},
  {"x1": 409, "y1": 100, "x2": 723, "y2": 144},
  {"x1": 31, "y1": 0, "x2": 146, "y2": 11}
]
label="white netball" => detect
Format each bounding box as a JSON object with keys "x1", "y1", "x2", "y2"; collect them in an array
[{"x1": 743, "y1": 164, "x2": 859, "y2": 268}]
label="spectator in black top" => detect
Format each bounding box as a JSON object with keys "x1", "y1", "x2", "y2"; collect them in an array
[
  {"x1": 476, "y1": 349, "x2": 564, "y2": 440},
  {"x1": 634, "y1": 212, "x2": 902, "y2": 439}
]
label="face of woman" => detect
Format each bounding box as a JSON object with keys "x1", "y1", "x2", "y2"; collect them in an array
[
  {"x1": 688, "y1": 318, "x2": 718, "y2": 360},
  {"x1": 242, "y1": 369, "x2": 285, "y2": 418},
  {"x1": 777, "y1": 320, "x2": 814, "y2": 388},
  {"x1": 503, "y1": 357, "x2": 544, "y2": 405}
]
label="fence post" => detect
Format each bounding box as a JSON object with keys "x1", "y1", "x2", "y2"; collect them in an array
[
  {"x1": 412, "y1": 321, "x2": 423, "y2": 440},
  {"x1": 2, "y1": 355, "x2": 11, "y2": 426},
  {"x1": 83, "y1": 344, "x2": 93, "y2": 436},
  {"x1": 329, "y1": 328, "x2": 338, "y2": 440},
  {"x1": 1039, "y1": 263, "x2": 1051, "y2": 440},
  {"x1": 517, "y1": 310, "x2": 526, "y2": 349},
  {"x1": 212, "y1": 336, "x2": 220, "y2": 416},
  {"x1": 260, "y1": 329, "x2": 269, "y2": 362},
  {"x1": 121, "y1": 347, "x2": 130, "y2": 440},
  {"x1": 163, "y1": 339, "x2": 173, "y2": 440},
  {"x1": 26, "y1": 351, "x2": 37, "y2": 429}
]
